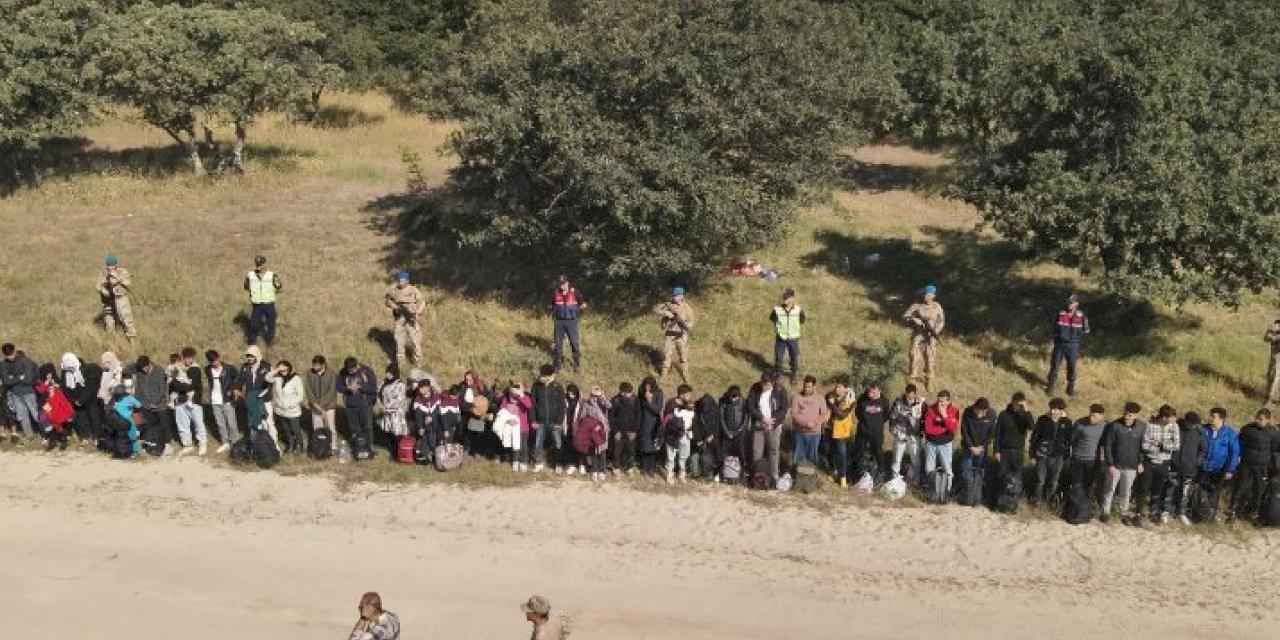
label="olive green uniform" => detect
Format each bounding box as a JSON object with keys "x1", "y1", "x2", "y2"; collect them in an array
[
  {"x1": 385, "y1": 284, "x2": 425, "y2": 365},
  {"x1": 97, "y1": 267, "x2": 137, "y2": 338}
]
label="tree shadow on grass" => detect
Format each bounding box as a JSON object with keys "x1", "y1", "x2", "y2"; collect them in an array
[
  {"x1": 309, "y1": 104, "x2": 386, "y2": 129},
  {"x1": 1, "y1": 137, "x2": 314, "y2": 196},
  {"x1": 366, "y1": 327, "x2": 396, "y2": 362},
  {"x1": 617, "y1": 337, "x2": 661, "y2": 371},
  {"x1": 801, "y1": 226, "x2": 1200, "y2": 376},
  {"x1": 722, "y1": 341, "x2": 770, "y2": 374},
  {"x1": 1187, "y1": 361, "x2": 1265, "y2": 402},
  {"x1": 831, "y1": 155, "x2": 956, "y2": 195},
  {"x1": 514, "y1": 332, "x2": 553, "y2": 358}
]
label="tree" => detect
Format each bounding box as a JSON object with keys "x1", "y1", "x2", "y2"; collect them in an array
[
  {"x1": 402, "y1": 0, "x2": 900, "y2": 289},
  {"x1": 85, "y1": 3, "x2": 338, "y2": 175},
  {"x1": 0, "y1": 0, "x2": 103, "y2": 190}
]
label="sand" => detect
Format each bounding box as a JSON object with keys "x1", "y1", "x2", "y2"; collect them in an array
[{"x1": 2, "y1": 451, "x2": 1277, "y2": 639}]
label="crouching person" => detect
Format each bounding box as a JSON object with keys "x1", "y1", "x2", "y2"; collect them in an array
[{"x1": 350, "y1": 592, "x2": 399, "y2": 640}]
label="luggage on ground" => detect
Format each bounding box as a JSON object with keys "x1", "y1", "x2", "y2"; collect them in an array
[
  {"x1": 996, "y1": 472, "x2": 1021, "y2": 514},
  {"x1": 231, "y1": 437, "x2": 253, "y2": 464},
  {"x1": 793, "y1": 463, "x2": 819, "y2": 494},
  {"x1": 396, "y1": 435, "x2": 417, "y2": 464},
  {"x1": 880, "y1": 475, "x2": 907, "y2": 500},
  {"x1": 722, "y1": 455, "x2": 742, "y2": 482},
  {"x1": 1260, "y1": 477, "x2": 1280, "y2": 527},
  {"x1": 309, "y1": 428, "x2": 332, "y2": 460},
  {"x1": 928, "y1": 469, "x2": 950, "y2": 504},
  {"x1": 252, "y1": 429, "x2": 281, "y2": 469},
  {"x1": 959, "y1": 465, "x2": 985, "y2": 507},
  {"x1": 352, "y1": 429, "x2": 373, "y2": 461},
  {"x1": 1063, "y1": 483, "x2": 1092, "y2": 525},
  {"x1": 853, "y1": 472, "x2": 874, "y2": 495},
  {"x1": 750, "y1": 459, "x2": 772, "y2": 490},
  {"x1": 434, "y1": 443, "x2": 465, "y2": 471}
]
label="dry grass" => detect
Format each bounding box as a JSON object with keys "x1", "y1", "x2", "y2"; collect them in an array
[{"x1": 1, "y1": 91, "x2": 1277, "y2": 451}]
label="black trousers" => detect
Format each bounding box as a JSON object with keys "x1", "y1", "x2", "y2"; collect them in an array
[
  {"x1": 1047, "y1": 341, "x2": 1080, "y2": 391},
  {"x1": 998, "y1": 448, "x2": 1024, "y2": 483},
  {"x1": 1232, "y1": 463, "x2": 1269, "y2": 518},
  {"x1": 1136, "y1": 461, "x2": 1171, "y2": 515},
  {"x1": 73, "y1": 401, "x2": 104, "y2": 441},
  {"x1": 613, "y1": 432, "x2": 638, "y2": 470},
  {"x1": 1069, "y1": 459, "x2": 1100, "y2": 500}
]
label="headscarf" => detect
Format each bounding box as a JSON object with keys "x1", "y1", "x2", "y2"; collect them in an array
[
  {"x1": 61, "y1": 353, "x2": 84, "y2": 389},
  {"x1": 98, "y1": 351, "x2": 122, "y2": 403}
]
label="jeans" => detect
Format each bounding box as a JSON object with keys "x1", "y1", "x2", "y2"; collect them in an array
[
  {"x1": 666, "y1": 437, "x2": 691, "y2": 476},
  {"x1": 344, "y1": 406, "x2": 372, "y2": 446},
  {"x1": 1136, "y1": 461, "x2": 1171, "y2": 516},
  {"x1": 247, "y1": 302, "x2": 278, "y2": 345},
  {"x1": 792, "y1": 432, "x2": 820, "y2": 467},
  {"x1": 533, "y1": 422, "x2": 560, "y2": 465},
  {"x1": 278, "y1": 415, "x2": 303, "y2": 451},
  {"x1": 209, "y1": 403, "x2": 239, "y2": 443},
  {"x1": 614, "y1": 432, "x2": 638, "y2": 471},
  {"x1": 752, "y1": 428, "x2": 782, "y2": 480},
  {"x1": 774, "y1": 337, "x2": 799, "y2": 376},
  {"x1": 173, "y1": 403, "x2": 208, "y2": 447},
  {"x1": 1034, "y1": 455, "x2": 1066, "y2": 503},
  {"x1": 831, "y1": 437, "x2": 851, "y2": 480},
  {"x1": 959, "y1": 447, "x2": 986, "y2": 480},
  {"x1": 1047, "y1": 341, "x2": 1080, "y2": 392},
  {"x1": 1102, "y1": 467, "x2": 1139, "y2": 516},
  {"x1": 6, "y1": 392, "x2": 39, "y2": 436},
  {"x1": 892, "y1": 434, "x2": 922, "y2": 480},
  {"x1": 924, "y1": 440, "x2": 953, "y2": 479},
  {"x1": 310, "y1": 408, "x2": 337, "y2": 453},
  {"x1": 552, "y1": 319, "x2": 581, "y2": 370},
  {"x1": 1172, "y1": 473, "x2": 1197, "y2": 516}
]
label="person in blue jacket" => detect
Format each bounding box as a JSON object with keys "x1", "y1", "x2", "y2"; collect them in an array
[{"x1": 1200, "y1": 407, "x2": 1241, "y2": 520}]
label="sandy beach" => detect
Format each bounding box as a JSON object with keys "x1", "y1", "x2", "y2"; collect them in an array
[{"x1": 1, "y1": 451, "x2": 1277, "y2": 639}]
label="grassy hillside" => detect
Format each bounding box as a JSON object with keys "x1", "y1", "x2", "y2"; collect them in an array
[{"x1": 1, "y1": 92, "x2": 1276, "y2": 423}]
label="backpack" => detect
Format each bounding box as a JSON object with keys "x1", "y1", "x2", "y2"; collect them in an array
[
  {"x1": 352, "y1": 429, "x2": 373, "y2": 461},
  {"x1": 854, "y1": 472, "x2": 874, "y2": 495},
  {"x1": 1063, "y1": 484, "x2": 1092, "y2": 525},
  {"x1": 996, "y1": 472, "x2": 1021, "y2": 514},
  {"x1": 573, "y1": 415, "x2": 603, "y2": 455},
  {"x1": 1191, "y1": 481, "x2": 1218, "y2": 523},
  {"x1": 434, "y1": 443, "x2": 465, "y2": 472},
  {"x1": 309, "y1": 429, "x2": 332, "y2": 460},
  {"x1": 231, "y1": 437, "x2": 254, "y2": 464},
  {"x1": 959, "y1": 465, "x2": 985, "y2": 507},
  {"x1": 662, "y1": 413, "x2": 685, "y2": 445},
  {"x1": 1260, "y1": 477, "x2": 1280, "y2": 527},
  {"x1": 722, "y1": 455, "x2": 741, "y2": 481},
  {"x1": 880, "y1": 475, "x2": 908, "y2": 500},
  {"x1": 928, "y1": 469, "x2": 950, "y2": 504},
  {"x1": 252, "y1": 429, "x2": 281, "y2": 469},
  {"x1": 793, "y1": 463, "x2": 819, "y2": 494},
  {"x1": 396, "y1": 436, "x2": 417, "y2": 464},
  {"x1": 750, "y1": 459, "x2": 772, "y2": 490}
]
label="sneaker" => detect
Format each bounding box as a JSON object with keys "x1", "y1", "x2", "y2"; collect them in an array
[
  {"x1": 714, "y1": 474, "x2": 721, "y2": 483},
  {"x1": 1160, "y1": 513, "x2": 1171, "y2": 525},
  {"x1": 678, "y1": 471, "x2": 687, "y2": 483},
  {"x1": 178, "y1": 446, "x2": 195, "y2": 458},
  {"x1": 840, "y1": 478, "x2": 848, "y2": 489},
  {"x1": 216, "y1": 443, "x2": 231, "y2": 454},
  {"x1": 665, "y1": 471, "x2": 674, "y2": 484},
  {"x1": 564, "y1": 466, "x2": 573, "y2": 476},
  {"x1": 578, "y1": 465, "x2": 587, "y2": 475},
  {"x1": 533, "y1": 464, "x2": 545, "y2": 473},
  {"x1": 1179, "y1": 514, "x2": 1192, "y2": 526},
  {"x1": 628, "y1": 468, "x2": 638, "y2": 477},
  {"x1": 519, "y1": 463, "x2": 529, "y2": 473},
  {"x1": 555, "y1": 466, "x2": 564, "y2": 475},
  {"x1": 512, "y1": 461, "x2": 520, "y2": 472},
  {"x1": 197, "y1": 442, "x2": 207, "y2": 457},
  {"x1": 1099, "y1": 513, "x2": 1110, "y2": 524}
]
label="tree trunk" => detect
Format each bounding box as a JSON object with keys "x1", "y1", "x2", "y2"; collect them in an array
[
  {"x1": 186, "y1": 138, "x2": 206, "y2": 177},
  {"x1": 309, "y1": 86, "x2": 324, "y2": 122},
  {"x1": 231, "y1": 120, "x2": 246, "y2": 174}
]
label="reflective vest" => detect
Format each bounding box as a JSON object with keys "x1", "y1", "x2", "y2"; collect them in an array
[
  {"x1": 552, "y1": 288, "x2": 582, "y2": 321},
  {"x1": 247, "y1": 270, "x2": 277, "y2": 304},
  {"x1": 774, "y1": 305, "x2": 802, "y2": 340}
]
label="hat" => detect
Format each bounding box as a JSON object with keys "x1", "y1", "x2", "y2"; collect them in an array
[
  {"x1": 923, "y1": 284, "x2": 937, "y2": 295},
  {"x1": 521, "y1": 595, "x2": 551, "y2": 616},
  {"x1": 254, "y1": 255, "x2": 267, "y2": 267},
  {"x1": 672, "y1": 287, "x2": 685, "y2": 296},
  {"x1": 396, "y1": 271, "x2": 410, "y2": 281},
  {"x1": 104, "y1": 255, "x2": 118, "y2": 266},
  {"x1": 782, "y1": 287, "x2": 796, "y2": 299}
]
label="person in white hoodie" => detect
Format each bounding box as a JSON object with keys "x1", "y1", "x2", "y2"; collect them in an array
[
  {"x1": 890, "y1": 384, "x2": 926, "y2": 483},
  {"x1": 266, "y1": 360, "x2": 305, "y2": 452}
]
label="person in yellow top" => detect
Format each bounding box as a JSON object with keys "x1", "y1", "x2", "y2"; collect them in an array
[
  {"x1": 96, "y1": 255, "x2": 137, "y2": 339},
  {"x1": 243, "y1": 255, "x2": 282, "y2": 346},
  {"x1": 654, "y1": 287, "x2": 695, "y2": 383},
  {"x1": 903, "y1": 283, "x2": 945, "y2": 389},
  {"x1": 384, "y1": 271, "x2": 426, "y2": 366},
  {"x1": 826, "y1": 379, "x2": 857, "y2": 487}
]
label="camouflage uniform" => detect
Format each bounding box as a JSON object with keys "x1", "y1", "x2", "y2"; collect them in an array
[
  {"x1": 654, "y1": 300, "x2": 695, "y2": 382},
  {"x1": 385, "y1": 283, "x2": 425, "y2": 365},
  {"x1": 903, "y1": 300, "x2": 945, "y2": 388},
  {"x1": 1265, "y1": 321, "x2": 1280, "y2": 405},
  {"x1": 97, "y1": 267, "x2": 137, "y2": 338}
]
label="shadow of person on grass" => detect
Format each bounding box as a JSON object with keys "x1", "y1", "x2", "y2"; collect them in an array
[
  {"x1": 617, "y1": 337, "x2": 662, "y2": 372},
  {"x1": 1187, "y1": 361, "x2": 1265, "y2": 402},
  {"x1": 514, "y1": 332, "x2": 553, "y2": 358},
  {"x1": 366, "y1": 328, "x2": 396, "y2": 363},
  {"x1": 801, "y1": 227, "x2": 1201, "y2": 383},
  {"x1": 722, "y1": 341, "x2": 771, "y2": 374}
]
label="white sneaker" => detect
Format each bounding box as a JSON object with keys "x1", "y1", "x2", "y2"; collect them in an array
[
  {"x1": 197, "y1": 442, "x2": 207, "y2": 456},
  {"x1": 665, "y1": 471, "x2": 674, "y2": 484},
  {"x1": 533, "y1": 464, "x2": 545, "y2": 473},
  {"x1": 564, "y1": 466, "x2": 574, "y2": 476},
  {"x1": 678, "y1": 471, "x2": 687, "y2": 483},
  {"x1": 714, "y1": 474, "x2": 721, "y2": 483},
  {"x1": 578, "y1": 465, "x2": 587, "y2": 475},
  {"x1": 1179, "y1": 515, "x2": 1192, "y2": 526},
  {"x1": 178, "y1": 446, "x2": 195, "y2": 457},
  {"x1": 512, "y1": 461, "x2": 520, "y2": 472},
  {"x1": 519, "y1": 463, "x2": 528, "y2": 473},
  {"x1": 216, "y1": 443, "x2": 230, "y2": 454}
]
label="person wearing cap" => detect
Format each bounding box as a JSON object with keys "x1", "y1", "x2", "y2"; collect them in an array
[
  {"x1": 521, "y1": 594, "x2": 570, "y2": 640},
  {"x1": 769, "y1": 288, "x2": 806, "y2": 384},
  {"x1": 550, "y1": 275, "x2": 588, "y2": 373},
  {"x1": 96, "y1": 255, "x2": 137, "y2": 339},
  {"x1": 384, "y1": 271, "x2": 425, "y2": 366},
  {"x1": 237, "y1": 345, "x2": 276, "y2": 442},
  {"x1": 243, "y1": 255, "x2": 282, "y2": 346},
  {"x1": 654, "y1": 287, "x2": 695, "y2": 383},
  {"x1": 903, "y1": 284, "x2": 945, "y2": 389},
  {"x1": 1263, "y1": 318, "x2": 1280, "y2": 406},
  {"x1": 1047, "y1": 293, "x2": 1090, "y2": 396}
]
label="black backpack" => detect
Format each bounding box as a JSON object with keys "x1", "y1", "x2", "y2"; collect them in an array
[
  {"x1": 1261, "y1": 477, "x2": 1280, "y2": 527},
  {"x1": 959, "y1": 465, "x2": 985, "y2": 507},
  {"x1": 1063, "y1": 484, "x2": 1092, "y2": 524},
  {"x1": 750, "y1": 458, "x2": 773, "y2": 490},
  {"x1": 252, "y1": 429, "x2": 281, "y2": 469},
  {"x1": 309, "y1": 429, "x2": 332, "y2": 460},
  {"x1": 1191, "y1": 481, "x2": 1218, "y2": 523},
  {"x1": 231, "y1": 437, "x2": 254, "y2": 464},
  {"x1": 352, "y1": 429, "x2": 374, "y2": 461},
  {"x1": 996, "y1": 472, "x2": 1022, "y2": 514}
]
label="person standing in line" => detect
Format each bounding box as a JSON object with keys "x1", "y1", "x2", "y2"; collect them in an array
[
  {"x1": 530, "y1": 364, "x2": 566, "y2": 473},
  {"x1": 854, "y1": 381, "x2": 891, "y2": 480},
  {"x1": 1265, "y1": 319, "x2": 1280, "y2": 406},
  {"x1": 305, "y1": 355, "x2": 338, "y2": 456},
  {"x1": 96, "y1": 255, "x2": 137, "y2": 339},
  {"x1": 1, "y1": 344, "x2": 40, "y2": 438},
  {"x1": 1100, "y1": 402, "x2": 1147, "y2": 523},
  {"x1": 903, "y1": 284, "x2": 945, "y2": 390},
  {"x1": 1172, "y1": 411, "x2": 1207, "y2": 525},
  {"x1": 267, "y1": 360, "x2": 305, "y2": 452},
  {"x1": 718, "y1": 385, "x2": 750, "y2": 483},
  {"x1": 664, "y1": 384, "x2": 695, "y2": 484},
  {"x1": 1138, "y1": 404, "x2": 1180, "y2": 524},
  {"x1": 60, "y1": 353, "x2": 103, "y2": 444},
  {"x1": 770, "y1": 288, "x2": 805, "y2": 384},
  {"x1": 959, "y1": 397, "x2": 995, "y2": 503},
  {"x1": 1046, "y1": 293, "x2": 1090, "y2": 396},
  {"x1": 203, "y1": 350, "x2": 240, "y2": 453},
  {"x1": 654, "y1": 287, "x2": 695, "y2": 383},
  {"x1": 1069, "y1": 404, "x2": 1108, "y2": 511},
  {"x1": 243, "y1": 255, "x2": 282, "y2": 346},
  {"x1": 521, "y1": 594, "x2": 570, "y2": 640},
  {"x1": 384, "y1": 271, "x2": 425, "y2": 366},
  {"x1": 608, "y1": 382, "x2": 640, "y2": 475},
  {"x1": 993, "y1": 392, "x2": 1034, "y2": 492},
  {"x1": 1199, "y1": 407, "x2": 1240, "y2": 522},
  {"x1": 889, "y1": 384, "x2": 925, "y2": 483},
  {"x1": 1029, "y1": 398, "x2": 1072, "y2": 505},
  {"x1": 238, "y1": 346, "x2": 274, "y2": 437},
  {"x1": 637, "y1": 377, "x2": 665, "y2": 476},
  {"x1": 550, "y1": 275, "x2": 588, "y2": 373},
  {"x1": 172, "y1": 347, "x2": 208, "y2": 456},
  {"x1": 349, "y1": 592, "x2": 400, "y2": 640},
  {"x1": 922, "y1": 390, "x2": 960, "y2": 500},
  {"x1": 827, "y1": 380, "x2": 856, "y2": 487},
  {"x1": 337, "y1": 357, "x2": 378, "y2": 452},
  {"x1": 1232, "y1": 408, "x2": 1276, "y2": 522},
  {"x1": 748, "y1": 371, "x2": 789, "y2": 483},
  {"x1": 789, "y1": 375, "x2": 828, "y2": 468}
]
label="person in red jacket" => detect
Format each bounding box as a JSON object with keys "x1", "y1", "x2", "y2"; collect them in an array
[
  {"x1": 35, "y1": 376, "x2": 75, "y2": 451},
  {"x1": 922, "y1": 390, "x2": 960, "y2": 500}
]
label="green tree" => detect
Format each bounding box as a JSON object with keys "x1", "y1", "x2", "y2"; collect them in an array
[
  {"x1": 85, "y1": 3, "x2": 338, "y2": 175},
  {"x1": 0, "y1": 0, "x2": 103, "y2": 190},
  {"x1": 403, "y1": 0, "x2": 900, "y2": 289}
]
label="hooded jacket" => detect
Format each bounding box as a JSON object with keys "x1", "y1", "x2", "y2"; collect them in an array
[
  {"x1": 1201, "y1": 424, "x2": 1240, "y2": 475},
  {"x1": 1174, "y1": 421, "x2": 1207, "y2": 477},
  {"x1": 719, "y1": 394, "x2": 749, "y2": 439},
  {"x1": 267, "y1": 370, "x2": 305, "y2": 418},
  {"x1": 638, "y1": 388, "x2": 665, "y2": 453},
  {"x1": 923, "y1": 402, "x2": 960, "y2": 444},
  {"x1": 994, "y1": 406, "x2": 1034, "y2": 451},
  {"x1": 693, "y1": 394, "x2": 720, "y2": 441},
  {"x1": 608, "y1": 393, "x2": 640, "y2": 433},
  {"x1": 132, "y1": 365, "x2": 169, "y2": 410},
  {"x1": 828, "y1": 390, "x2": 857, "y2": 440},
  {"x1": 530, "y1": 378, "x2": 566, "y2": 426},
  {"x1": 790, "y1": 390, "x2": 829, "y2": 435},
  {"x1": 854, "y1": 393, "x2": 890, "y2": 444},
  {"x1": 1237, "y1": 423, "x2": 1275, "y2": 468},
  {"x1": 960, "y1": 406, "x2": 996, "y2": 449},
  {"x1": 1030, "y1": 415, "x2": 1073, "y2": 458}
]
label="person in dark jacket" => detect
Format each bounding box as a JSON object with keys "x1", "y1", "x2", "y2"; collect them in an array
[
  {"x1": 692, "y1": 393, "x2": 720, "y2": 479},
  {"x1": 130, "y1": 355, "x2": 172, "y2": 455},
  {"x1": 0, "y1": 344, "x2": 40, "y2": 437},
  {"x1": 557, "y1": 383, "x2": 580, "y2": 474},
  {"x1": 1172, "y1": 411, "x2": 1207, "y2": 525},
  {"x1": 1100, "y1": 402, "x2": 1147, "y2": 522},
  {"x1": 550, "y1": 275, "x2": 587, "y2": 373},
  {"x1": 239, "y1": 345, "x2": 273, "y2": 431},
  {"x1": 959, "y1": 397, "x2": 996, "y2": 498},
  {"x1": 1046, "y1": 293, "x2": 1089, "y2": 396},
  {"x1": 748, "y1": 371, "x2": 789, "y2": 482},
  {"x1": 1231, "y1": 408, "x2": 1275, "y2": 521},
  {"x1": 718, "y1": 385, "x2": 749, "y2": 482},
  {"x1": 994, "y1": 392, "x2": 1034, "y2": 488},
  {"x1": 529, "y1": 364, "x2": 566, "y2": 473},
  {"x1": 337, "y1": 357, "x2": 377, "y2": 449},
  {"x1": 636, "y1": 377, "x2": 665, "y2": 476},
  {"x1": 59, "y1": 353, "x2": 103, "y2": 443},
  {"x1": 609, "y1": 382, "x2": 641, "y2": 474},
  {"x1": 204, "y1": 350, "x2": 240, "y2": 452},
  {"x1": 1069, "y1": 404, "x2": 1108, "y2": 505},
  {"x1": 854, "y1": 382, "x2": 890, "y2": 480},
  {"x1": 1030, "y1": 397, "x2": 1072, "y2": 505}
]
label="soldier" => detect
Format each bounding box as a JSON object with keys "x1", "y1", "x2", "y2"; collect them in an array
[
  {"x1": 1047, "y1": 293, "x2": 1090, "y2": 396},
  {"x1": 654, "y1": 287, "x2": 695, "y2": 383},
  {"x1": 96, "y1": 255, "x2": 137, "y2": 339},
  {"x1": 384, "y1": 271, "x2": 425, "y2": 366},
  {"x1": 769, "y1": 288, "x2": 805, "y2": 384},
  {"x1": 243, "y1": 255, "x2": 282, "y2": 346},
  {"x1": 550, "y1": 275, "x2": 587, "y2": 373},
  {"x1": 903, "y1": 284, "x2": 945, "y2": 389},
  {"x1": 1264, "y1": 318, "x2": 1280, "y2": 406}
]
